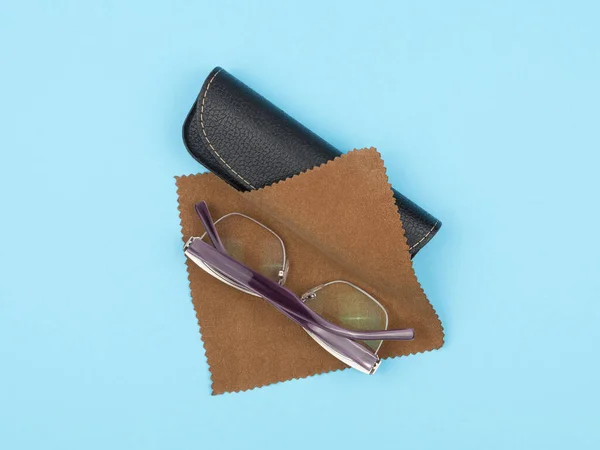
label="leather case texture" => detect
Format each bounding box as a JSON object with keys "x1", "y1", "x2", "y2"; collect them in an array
[{"x1": 182, "y1": 67, "x2": 441, "y2": 256}]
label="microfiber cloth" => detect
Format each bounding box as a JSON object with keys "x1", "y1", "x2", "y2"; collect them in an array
[{"x1": 176, "y1": 148, "x2": 444, "y2": 394}]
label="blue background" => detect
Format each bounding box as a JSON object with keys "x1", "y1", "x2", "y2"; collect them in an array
[{"x1": 1, "y1": 1, "x2": 599, "y2": 449}]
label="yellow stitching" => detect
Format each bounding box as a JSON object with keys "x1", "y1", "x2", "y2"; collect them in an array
[
  {"x1": 409, "y1": 220, "x2": 439, "y2": 251},
  {"x1": 199, "y1": 69, "x2": 256, "y2": 189}
]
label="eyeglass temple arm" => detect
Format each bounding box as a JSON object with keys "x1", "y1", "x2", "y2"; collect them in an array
[
  {"x1": 267, "y1": 276, "x2": 414, "y2": 341},
  {"x1": 194, "y1": 201, "x2": 226, "y2": 253},
  {"x1": 187, "y1": 238, "x2": 414, "y2": 342}
]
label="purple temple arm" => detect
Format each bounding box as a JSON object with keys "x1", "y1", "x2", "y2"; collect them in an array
[
  {"x1": 194, "y1": 202, "x2": 226, "y2": 252},
  {"x1": 190, "y1": 202, "x2": 414, "y2": 342}
]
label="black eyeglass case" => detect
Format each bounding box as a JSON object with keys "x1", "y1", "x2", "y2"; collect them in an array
[{"x1": 182, "y1": 67, "x2": 441, "y2": 257}]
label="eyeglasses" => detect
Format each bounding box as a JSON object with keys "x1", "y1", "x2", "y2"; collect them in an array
[{"x1": 183, "y1": 201, "x2": 414, "y2": 374}]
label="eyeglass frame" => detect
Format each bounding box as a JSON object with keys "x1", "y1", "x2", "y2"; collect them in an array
[{"x1": 183, "y1": 201, "x2": 414, "y2": 374}]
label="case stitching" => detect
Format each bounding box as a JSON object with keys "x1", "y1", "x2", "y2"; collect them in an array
[
  {"x1": 199, "y1": 69, "x2": 256, "y2": 189},
  {"x1": 409, "y1": 221, "x2": 438, "y2": 251}
]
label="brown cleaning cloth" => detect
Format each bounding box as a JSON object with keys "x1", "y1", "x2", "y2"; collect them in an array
[{"x1": 176, "y1": 148, "x2": 444, "y2": 394}]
